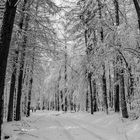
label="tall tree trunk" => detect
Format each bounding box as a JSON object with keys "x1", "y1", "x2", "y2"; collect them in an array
[
  {"x1": 85, "y1": 28, "x2": 94, "y2": 114},
  {"x1": 120, "y1": 59, "x2": 128, "y2": 118},
  {"x1": 26, "y1": 64, "x2": 33, "y2": 116},
  {"x1": 10, "y1": 0, "x2": 28, "y2": 120},
  {"x1": 114, "y1": 60, "x2": 120, "y2": 112},
  {"x1": 92, "y1": 79, "x2": 98, "y2": 112},
  {"x1": 114, "y1": 0, "x2": 120, "y2": 112},
  {"x1": 26, "y1": 0, "x2": 38, "y2": 116},
  {"x1": 26, "y1": 77, "x2": 33, "y2": 116},
  {"x1": 57, "y1": 68, "x2": 61, "y2": 111},
  {"x1": 26, "y1": 48, "x2": 35, "y2": 117},
  {"x1": 128, "y1": 66, "x2": 134, "y2": 110},
  {"x1": 109, "y1": 66, "x2": 113, "y2": 108},
  {"x1": 7, "y1": 50, "x2": 18, "y2": 122},
  {"x1": 15, "y1": 5, "x2": 30, "y2": 121},
  {"x1": 86, "y1": 90, "x2": 89, "y2": 112},
  {"x1": 64, "y1": 43, "x2": 68, "y2": 112},
  {"x1": 70, "y1": 91, "x2": 74, "y2": 111},
  {"x1": 88, "y1": 72, "x2": 94, "y2": 114},
  {"x1": 98, "y1": 0, "x2": 108, "y2": 114},
  {"x1": 64, "y1": 94, "x2": 68, "y2": 112},
  {"x1": 114, "y1": 0, "x2": 128, "y2": 117},
  {"x1": 102, "y1": 65, "x2": 108, "y2": 114},
  {"x1": 60, "y1": 90, "x2": 64, "y2": 111},
  {"x1": 0, "y1": 0, "x2": 18, "y2": 138},
  {"x1": 57, "y1": 92, "x2": 60, "y2": 111}
]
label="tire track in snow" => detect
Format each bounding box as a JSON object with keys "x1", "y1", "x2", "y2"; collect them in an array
[
  {"x1": 59, "y1": 117, "x2": 108, "y2": 140},
  {"x1": 53, "y1": 118, "x2": 75, "y2": 140}
]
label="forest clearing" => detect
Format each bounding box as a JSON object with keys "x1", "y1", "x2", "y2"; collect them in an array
[{"x1": 0, "y1": 0, "x2": 140, "y2": 139}]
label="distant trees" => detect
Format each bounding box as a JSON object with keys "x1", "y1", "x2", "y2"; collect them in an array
[
  {"x1": 19, "y1": 0, "x2": 140, "y2": 121},
  {"x1": 47, "y1": 0, "x2": 139, "y2": 118}
]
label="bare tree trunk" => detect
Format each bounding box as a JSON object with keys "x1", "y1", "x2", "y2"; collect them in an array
[
  {"x1": 0, "y1": 0, "x2": 18, "y2": 138},
  {"x1": 102, "y1": 64, "x2": 108, "y2": 114},
  {"x1": 92, "y1": 79, "x2": 98, "y2": 112},
  {"x1": 114, "y1": 60, "x2": 120, "y2": 112},
  {"x1": 114, "y1": 0, "x2": 120, "y2": 112},
  {"x1": 64, "y1": 43, "x2": 68, "y2": 112},
  {"x1": 7, "y1": 50, "x2": 18, "y2": 122},
  {"x1": 88, "y1": 72, "x2": 94, "y2": 114},
  {"x1": 98, "y1": 0, "x2": 108, "y2": 114},
  {"x1": 57, "y1": 68, "x2": 61, "y2": 111},
  {"x1": 109, "y1": 66, "x2": 113, "y2": 108},
  {"x1": 26, "y1": 74, "x2": 33, "y2": 116},
  {"x1": 60, "y1": 90, "x2": 64, "y2": 111},
  {"x1": 127, "y1": 66, "x2": 134, "y2": 110},
  {"x1": 15, "y1": 3, "x2": 30, "y2": 121},
  {"x1": 86, "y1": 91, "x2": 89, "y2": 112},
  {"x1": 120, "y1": 59, "x2": 128, "y2": 118},
  {"x1": 26, "y1": 47, "x2": 35, "y2": 117}
]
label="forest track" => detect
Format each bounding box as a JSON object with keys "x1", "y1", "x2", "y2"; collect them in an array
[
  {"x1": 55, "y1": 115, "x2": 108, "y2": 140},
  {"x1": 14, "y1": 111, "x2": 127, "y2": 140}
]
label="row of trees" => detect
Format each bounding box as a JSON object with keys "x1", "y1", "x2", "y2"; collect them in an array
[
  {"x1": 0, "y1": 0, "x2": 60, "y2": 139},
  {"x1": 38, "y1": 0, "x2": 140, "y2": 121},
  {"x1": 1, "y1": 0, "x2": 140, "y2": 139}
]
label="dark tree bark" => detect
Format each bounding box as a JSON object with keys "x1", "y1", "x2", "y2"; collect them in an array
[
  {"x1": 92, "y1": 79, "x2": 98, "y2": 112},
  {"x1": 64, "y1": 94, "x2": 68, "y2": 112},
  {"x1": 0, "y1": 0, "x2": 18, "y2": 138},
  {"x1": 102, "y1": 65, "x2": 108, "y2": 114},
  {"x1": 109, "y1": 66, "x2": 113, "y2": 108},
  {"x1": 88, "y1": 72, "x2": 94, "y2": 114},
  {"x1": 7, "y1": 0, "x2": 28, "y2": 121},
  {"x1": 54, "y1": 92, "x2": 57, "y2": 111},
  {"x1": 26, "y1": 77, "x2": 33, "y2": 117},
  {"x1": 70, "y1": 91, "x2": 74, "y2": 111},
  {"x1": 60, "y1": 90, "x2": 64, "y2": 111},
  {"x1": 85, "y1": 27, "x2": 95, "y2": 115},
  {"x1": 64, "y1": 43, "x2": 68, "y2": 112},
  {"x1": 114, "y1": 0, "x2": 128, "y2": 117},
  {"x1": 7, "y1": 50, "x2": 18, "y2": 122},
  {"x1": 26, "y1": 0, "x2": 39, "y2": 116},
  {"x1": 86, "y1": 91, "x2": 89, "y2": 112},
  {"x1": 113, "y1": 0, "x2": 120, "y2": 112},
  {"x1": 15, "y1": 5, "x2": 30, "y2": 121},
  {"x1": 57, "y1": 92, "x2": 60, "y2": 111},
  {"x1": 120, "y1": 59, "x2": 128, "y2": 118},
  {"x1": 15, "y1": 58, "x2": 25, "y2": 120},
  {"x1": 114, "y1": 64, "x2": 120, "y2": 112},
  {"x1": 98, "y1": 0, "x2": 108, "y2": 114},
  {"x1": 133, "y1": 0, "x2": 140, "y2": 30},
  {"x1": 26, "y1": 48, "x2": 35, "y2": 117},
  {"x1": 114, "y1": 0, "x2": 120, "y2": 26},
  {"x1": 57, "y1": 68, "x2": 61, "y2": 111},
  {"x1": 128, "y1": 67, "x2": 134, "y2": 97}
]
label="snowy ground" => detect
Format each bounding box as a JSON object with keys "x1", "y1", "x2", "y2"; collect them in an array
[{"x1": 2, "y1": 111, "x2": 140, "y2": 140}]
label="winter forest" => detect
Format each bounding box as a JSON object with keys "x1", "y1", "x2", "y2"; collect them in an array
[{"x1": 0, "y1": 0, "x2": 140, "y2": 140}]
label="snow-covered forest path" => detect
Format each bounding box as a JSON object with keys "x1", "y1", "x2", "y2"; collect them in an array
[{"x1": 3, "y1": 111, "x2": 140, "y2": 140}]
